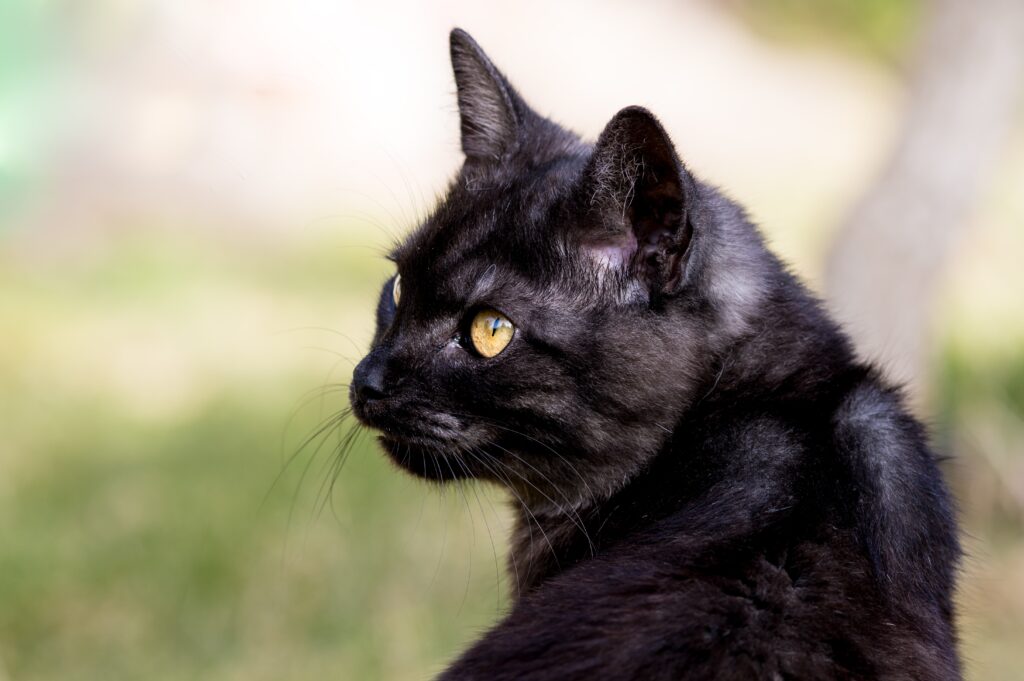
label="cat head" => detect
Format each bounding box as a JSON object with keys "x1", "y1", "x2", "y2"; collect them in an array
[{"x1": 350, "y1": 29, "x2": 768, "y2": 505}]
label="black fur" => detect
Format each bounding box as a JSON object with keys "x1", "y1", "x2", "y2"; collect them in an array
[{"x1": 349, "y1": 29, "x2": 961, "y2": 680}]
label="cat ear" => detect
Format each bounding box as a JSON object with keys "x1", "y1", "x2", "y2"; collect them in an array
[
  {"x1": 449, "y1": 28, "x2": 523, "y2": 163},
  {"x1": 580, "y1": 106, "x2": 695, "y2": 295}
]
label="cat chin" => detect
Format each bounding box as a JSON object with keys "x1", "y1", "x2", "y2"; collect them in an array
[{"x1": 377, "y1": 435, "x2": 474, "y2": 482}]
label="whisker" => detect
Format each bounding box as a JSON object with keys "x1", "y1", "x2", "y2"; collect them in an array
[
  {"x1": 428, "y1": 448, "x2": 450, "y2": 593},
  {"x1": 379, "y1": 147, "x2": 431, "y2": 231},
  {"x1": 440, "y1": 408, "x2": 598, "y2": 509},
  {"x1": 369, "y1": 167, "x2": 417, "y2": 235},
  {"x1": 328, "y1": 193, "x2": 407, "y2": 242},
  {"x1": 325, "y1": 426, "x2": 370, "y2": 526},
  {"x1": 488, "y1": 442, "x2": 596, "y2": 557},
  {"x1": 464, "y1": 449, "x2": 519, "y2": 603},
  {"x1": 276, "y1": 408, "x2": 352, "y2": 563},
  {"x1": 300, "y1": 346, "x2": 357, "y2": 368},
  {"x1": 472, "y1": 417, "x2": 597, "y2": 508},
  {"x1": 264, "y1": 406, "x2": 351, "y2": 513},
  {"x1": 292, "y1": 413, "x2": 352, "y2": 525},
  {"x1": 313, "y1": 423, "x2": 365, "y2": 521},
  {"x1": 271, "y1": 326, "x2": 367, "y2": 358},
  {"x1": 457, "y1": 456, "x2": 505, "y2": 612},
  {"x1": 442, "y1": 453, "x2": 475, "y2": 616},
  {"x1": 468, "y1": 447, "x2": 560, "y2": 573}
]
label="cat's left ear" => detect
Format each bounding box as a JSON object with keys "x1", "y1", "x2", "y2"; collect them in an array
[
  {"x1": 450, "y1": 28, "x2": 527, "y2": 163},
  {"x1": 578, "y1": 106, "x2": 695, "y2": 296}
]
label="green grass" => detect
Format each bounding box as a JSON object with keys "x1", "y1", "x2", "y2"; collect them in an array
[
  {"x1": 0, "y1": 394, "x2": 511, "y2": 680},
  {"x1": 0, "y1": 234, "x2": 513, "y2": 680}
]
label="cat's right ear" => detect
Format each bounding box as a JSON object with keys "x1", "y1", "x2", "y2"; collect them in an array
[
  {"x1": 449, "y1": 29, "x2": 523, "y2": 163},
  {"x1": 577, "y1": 106, "x2": 696, "y2": 297}
]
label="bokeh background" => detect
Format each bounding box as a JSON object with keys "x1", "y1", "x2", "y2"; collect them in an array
[{"x1": 2, "y1": 1, "x2": 1023, "y2": 679}]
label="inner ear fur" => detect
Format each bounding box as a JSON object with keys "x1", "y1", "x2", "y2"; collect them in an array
[{"x1": 582, "y1": 106, "x2": 694, "y2": 294}]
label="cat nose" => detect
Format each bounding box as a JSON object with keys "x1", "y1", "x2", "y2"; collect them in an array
[{"x1": 352, "y1": 354, "x2": 388, "y2": 403}]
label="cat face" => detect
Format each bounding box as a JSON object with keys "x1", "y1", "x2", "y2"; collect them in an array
[{"x1": 350, "y1": 30, "x2": 739, "y2": 505}]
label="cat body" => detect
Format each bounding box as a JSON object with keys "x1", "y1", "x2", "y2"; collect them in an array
[{"x1": 350, "y1": 29, "x2": 961, "y2": 680}]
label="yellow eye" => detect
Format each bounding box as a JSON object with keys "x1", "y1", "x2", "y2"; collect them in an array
[
  {"x1": 469, "y1": 308, "x2": 515, "y2": 358},
  {"x1": 392, "y1": 275, "x2": 401, "y2": 307}
]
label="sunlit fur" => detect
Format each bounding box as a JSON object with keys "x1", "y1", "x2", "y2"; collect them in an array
[{"x1": 349, "y1": 29, "x2": 961, "y2": 680}]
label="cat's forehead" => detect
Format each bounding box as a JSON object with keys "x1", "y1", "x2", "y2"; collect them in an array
[
  {"x1": 392, "y1": 226, "x2": 535, "y2": 306},
  {"x1": 392, "y1": 155, "x2": 585, "y2": 281}
]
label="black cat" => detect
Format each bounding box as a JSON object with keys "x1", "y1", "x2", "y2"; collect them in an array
[{"x1": 349, "y1": 29, "x2": 961, "y2": 680}]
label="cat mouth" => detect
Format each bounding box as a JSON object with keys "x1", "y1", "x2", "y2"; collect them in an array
[
  {"x1": 377, "y1": 428, "x2": 458, "y2": 449},
  {"x1": 353, "y1": 399, "x2": 464, "y2": 447},
  {"x1": 352, "y1": 401, "x2": 484, "y2": 480}
]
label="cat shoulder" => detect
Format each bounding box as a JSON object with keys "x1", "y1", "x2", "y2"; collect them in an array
[{"x1": 832, "y1": 372, "x2": 960, "y2": 619}]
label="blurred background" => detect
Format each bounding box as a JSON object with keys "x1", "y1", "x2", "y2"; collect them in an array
[{"x1": 1, "y1": 0, "x2": 1022, "y2": 679}]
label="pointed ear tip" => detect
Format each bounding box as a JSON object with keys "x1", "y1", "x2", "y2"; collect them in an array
[
  {"x1": 449, "y1": 28, "x2": 476, "y2": 53},
  {"x1": 604, "y1": 106, "x2": 675, "y2": 144},
  {"x1": 612, "y1": 105, "x2": 661, "y2": 127}
]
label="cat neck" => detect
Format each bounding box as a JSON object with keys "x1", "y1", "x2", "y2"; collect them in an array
[{"x1": 503, "y1": 275, "x2": 862, "y2": 596}]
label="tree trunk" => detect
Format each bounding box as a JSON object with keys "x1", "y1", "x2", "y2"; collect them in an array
[{"x1": 824, "y1": 0, "x2": 1024, "y2": 408}]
